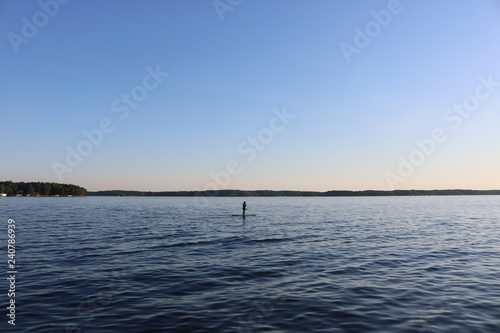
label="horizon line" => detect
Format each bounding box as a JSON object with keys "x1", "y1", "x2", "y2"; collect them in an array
[{"x1": 88, "y1": 188, "x2": 500, "y2": 192}]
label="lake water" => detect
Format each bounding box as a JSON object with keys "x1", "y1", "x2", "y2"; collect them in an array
[{"x1": 1, "y1": 196, "x2": 500, "y2": 332}]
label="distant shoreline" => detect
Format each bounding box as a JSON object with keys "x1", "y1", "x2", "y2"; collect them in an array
[
  {"x1": 87, "y1": 189, "x2": 500, "y2": 197},
  {"x1": 2, "y1": 181, "x2": 499, "y2": 197}
]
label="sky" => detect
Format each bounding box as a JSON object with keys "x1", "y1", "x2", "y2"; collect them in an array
[{"x1": 1, "y1": 0, "x2": 500, "y2": 192}]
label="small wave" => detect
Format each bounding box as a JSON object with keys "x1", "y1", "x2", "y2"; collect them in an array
[{"x1": 248, "y1": 237, "x2": 294, "y2": 244}]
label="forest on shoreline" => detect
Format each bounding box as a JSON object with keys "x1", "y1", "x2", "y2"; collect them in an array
[
  {"x1": 2, "y1": 182, "x2": 499, "y2": 197},
  {"x1": 0, "y1": 181, "x2": 87, "y2": 197},
  {"x1": 88, "y1": 189, "x2": 500, "y2": 197}
]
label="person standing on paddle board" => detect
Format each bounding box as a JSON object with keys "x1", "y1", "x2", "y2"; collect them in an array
[{"x1": 242, "y1": 201, "x2": 247, "y2": 217}]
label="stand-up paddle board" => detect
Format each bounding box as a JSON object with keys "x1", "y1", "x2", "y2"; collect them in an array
[{"x1": 232, "y1": 214, "x2": 256, "y2": 216}]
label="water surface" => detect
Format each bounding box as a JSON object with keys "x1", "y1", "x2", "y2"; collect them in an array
[{"x1": 1, "y1": 196, "x2": 499, "y2": 332}]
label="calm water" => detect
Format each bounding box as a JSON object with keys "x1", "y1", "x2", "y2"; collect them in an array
[{"x1": 1, "y1": 196, "x2": 500, "y2": 332}]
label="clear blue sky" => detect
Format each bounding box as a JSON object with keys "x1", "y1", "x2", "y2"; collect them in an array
[{"x1": 2, "y1": 0, "x2": 500, "y2": 191}]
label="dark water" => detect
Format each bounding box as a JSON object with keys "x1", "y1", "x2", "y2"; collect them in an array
[{"x1": 1, "y1": 196, "x2": 500, "y2": 332}]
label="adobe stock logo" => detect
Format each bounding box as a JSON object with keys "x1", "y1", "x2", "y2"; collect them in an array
[
  {"x1": 193, "y1": 107, "x2": 296, "y2": 207},
  {"x1": 7, "y1": 0, "x2": 71, "y2": 54},
  {"x1": 212, "y1": 0, "x2": 243, "y2": 21},
  {"x1": 52, "y1": 65, "x2": 168, "y2": 182},
  {"x1": 339, "y1": 0, "x2": 403, "y2": 63},
  {"x1": 384, "y1": 75, "x2": 500, "y2": 189}
]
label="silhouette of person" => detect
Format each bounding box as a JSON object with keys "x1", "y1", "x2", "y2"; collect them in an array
[{"x1": 242, "y1": 201, "x2": 247, "y2": 217}]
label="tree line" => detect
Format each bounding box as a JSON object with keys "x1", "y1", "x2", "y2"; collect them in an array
[
  {"x1": 88, "y1": 189, "x2": 500, "y2": 197},
  {"x1": 0, "y1": 181, "x2": 87, "y2": 197}
]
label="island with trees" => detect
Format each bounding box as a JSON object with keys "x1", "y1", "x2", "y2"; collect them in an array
[{"x1": 0, "y1": 181, "x2": 87, "y2": 197}]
